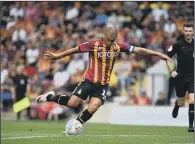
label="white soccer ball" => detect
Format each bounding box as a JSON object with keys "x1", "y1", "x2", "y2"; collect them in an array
[{"x1": 64, "y1": 120, "x2": 83, "y2": 135}]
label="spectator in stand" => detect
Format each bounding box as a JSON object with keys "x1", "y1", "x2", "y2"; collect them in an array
[
  {"x1": 25, "y1": 42, "x2": 40, "y2": 67},
  {"x1": 129, "y1": 89, "x2": 138, "y2": 105},
  {"x1": 28, "y1": 74, "x2": 44, "y2": 100},
  {"x1": 9, "y1": 2, "x2": 24, "y2": 20},
  {"x1": 151, "y1": 2, "x2": 169, "y2": 22},
  {"x1": 95, "y1": 9, "x2": 108, "y2": 26},
  {"x1": 137, "y1": 89, "x2": 151, "y2": 106},
  {"x1": 47, "y1": 104, "x2": 68, "y2": 121},
  {"x1": 12, "y1": 24, "x2": 27, "y2": 49},
  {"x1": 1, "y1": 62, "x2": 9, "y2": 85},
  {"x1": 128, "y1": 24, "x2": 145, "y2": 45},
  {"x1": 175, "y1": 15, "x2": 187, "y2": 34},
  {"x1": 115, "y1": 53, "x2": 132, "y2": 96},
  {"x1": 164, "y1": 18, "x2": 176, "y2": 38},
  {"x1": 6, "y1": 16, "x2": 16, "y2": 30},
  {"x1": 155, "y1": 92, "x2": 166, "y2": 106},
  {"x1": 53, "y1": 64, "x2": 70, "y2": 89},
  {"x1": 66, "y1": 54, "x2": 85, "y2": 75},
  {"x1": 148, "y1": 23, "x2": 164, "y2": 50},
  {"x1": 1, "y1": 76, "x2": 14, "y2": 112}
]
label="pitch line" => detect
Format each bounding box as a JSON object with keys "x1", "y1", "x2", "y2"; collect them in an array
[{"x1": 1, "y1": 134, "x2": 191, "y2": 140}]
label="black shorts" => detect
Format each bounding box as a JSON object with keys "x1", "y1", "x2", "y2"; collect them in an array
[
  {"x1": 72, "y1": 79, "x2": 108, "y2": 104},
  {"x1": 174, "y1": 75, "x2": 194, "y2": 98}
]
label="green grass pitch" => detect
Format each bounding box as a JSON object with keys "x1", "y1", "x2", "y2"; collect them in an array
[{"x1": 1, "y1": 120, "x2": 194, "y2": 144}]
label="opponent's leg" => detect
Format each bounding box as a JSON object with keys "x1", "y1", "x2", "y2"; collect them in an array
[
  {"x1": 188, "y1": 93, "x2": 194, "y2": 132},
  {"x1": 76, "y1": 97, "x2": 102, "y2": 124}
]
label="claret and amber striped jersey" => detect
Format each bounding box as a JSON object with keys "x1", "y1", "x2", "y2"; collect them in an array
[{"x1": 79, "y1": 40, "x2": 135, "y2": 85}]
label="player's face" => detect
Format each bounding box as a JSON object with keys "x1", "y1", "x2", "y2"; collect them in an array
[
  {"x1": 104, "y1": 36, "x2": 115, "y2": 46},
  {"x1": 183, "y1": 27, "x2": 194, "y2": 39},
  {"x1": 103, "y1": 33, "x2": 116, "y2": 47}
]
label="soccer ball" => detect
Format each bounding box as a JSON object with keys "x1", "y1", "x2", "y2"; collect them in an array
[{"x1": 64, "y1": 120, "x2": 83, "y2": 135}]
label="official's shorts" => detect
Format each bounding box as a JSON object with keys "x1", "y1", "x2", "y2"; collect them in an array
[
  {"x1": 72, "y1": 79, "x2": 108, "y2": 104},
  {"x1": 174, "y1": 74, "x2": 194, "y2": 98}
]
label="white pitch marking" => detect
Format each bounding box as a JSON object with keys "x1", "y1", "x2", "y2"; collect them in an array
[
  {"x1": 2, "y1": 135, "x2": 60, "y2": 140},
  {"x1": 1, "y1": 134, "x2": 191, "y2": 140}
]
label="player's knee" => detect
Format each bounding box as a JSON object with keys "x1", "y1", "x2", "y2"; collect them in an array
[
  {"x1": 189, "y1": 93, "x2": 194, "y2": 104},
  {"x1": 88, "y1": 104, "x2": 101, "y2": 114}
]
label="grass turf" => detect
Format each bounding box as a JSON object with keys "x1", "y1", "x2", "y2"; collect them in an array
[{"x1": 1, "y1": 120, "x2": 194, "y2": 144}]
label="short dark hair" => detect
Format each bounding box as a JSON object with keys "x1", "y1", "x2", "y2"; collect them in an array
[{"x1": 183, "y1": 24, "x2": 194, "y2": 28}]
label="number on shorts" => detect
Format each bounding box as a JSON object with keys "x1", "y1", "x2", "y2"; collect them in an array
[
  {"x1": 102, "y1": 89, "x2": 106, "y2": 100},
  {"x1": 72, "y1": 82, "x2": 82, "y2": 94},
  {"x1": 77, "y1": 89, "x2": 82, "y2": 95}
]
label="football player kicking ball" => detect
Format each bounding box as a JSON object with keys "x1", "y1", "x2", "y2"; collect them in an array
[
  {"x1": 36, "y1": 26, "x2": 172, "y2": 125},
  {"x1": 167, "y1": 24, "x2": 194, "y2": 132}
]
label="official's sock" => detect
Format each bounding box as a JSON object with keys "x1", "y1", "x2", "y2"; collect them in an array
[
  {"x1": 188, "y1": 104, "x2": 194, "y2": 127},
  {"x1": 76, "y1": 109, "x2": 93, "y2": 124},
  {"x1": 47, "y1": 94, "x2": 70, "y2": 106},
  {"x1": 17, "y1": 112, "x2": 21, "y2": 120},
  {"x1": 174, "y1": 100, "x2": 180, "y2": 109}
]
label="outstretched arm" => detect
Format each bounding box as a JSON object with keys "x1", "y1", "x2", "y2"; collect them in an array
[
  {"x1": 133, "y1": 47, "x2": 173, "y2": 63},
  {"x1": 44, "y1": 46, "x2": 80, "y2": 60}
]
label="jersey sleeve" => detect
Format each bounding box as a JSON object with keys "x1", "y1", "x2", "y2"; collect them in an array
[
  {"x1": 79, "y1": 40, "x2": 95, "y2": 53},
  {"x1": 116, "y1": 41, "x2": 135, "y2": 54},
  {"x1": 167, "y1": 43, "x2": 178, "y2": 58}
]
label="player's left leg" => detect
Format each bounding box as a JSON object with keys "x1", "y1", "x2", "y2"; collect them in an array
[{"x1": 76, "y1": 97, "x2": 102, "y2": 124}]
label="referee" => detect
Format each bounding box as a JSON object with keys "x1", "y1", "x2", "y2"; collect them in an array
[{"x1": 167, "y1": 24, "x2": 194, "y2": 132}]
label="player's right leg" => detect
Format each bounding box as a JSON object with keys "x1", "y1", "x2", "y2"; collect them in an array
[
  {"x1": 76, "y1": 97, "x2": 103, "y2": 124},
  {"x1": 76, "y1": 82, "x2": 108, "y2": 124},
  {"x1": 172, "y1": 76, "x2": 186, "y2": 118}
]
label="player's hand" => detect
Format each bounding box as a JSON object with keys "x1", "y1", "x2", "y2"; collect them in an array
[
  {"x1": 171, "y1": 71, "x2": 178, "y2": 78},
  {"x1": 159, "y1": 54, "x2": 172, "y2": 63},
  {"x1": 44, "y1": 51, "x2": 59, "y2": 60}
]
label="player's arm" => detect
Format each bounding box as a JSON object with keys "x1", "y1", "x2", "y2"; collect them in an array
[
  {"x1": 133, "y1": 47, "x2": 173, "y2": 63},
  {"x1": 44, "y1": 46, "x2": 80, "y2": 60},
  {"x1": 134, "y1": 47, "x2": 175, "y2": 73},
  {"x1": 118, "y1": 41, "x2": 172, "y2": 62}
]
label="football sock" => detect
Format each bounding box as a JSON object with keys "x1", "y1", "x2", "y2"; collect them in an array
[
  {"x1": 188, "y1": 104, "x2": 194, "y2": 127},
  {"x1": 76, "y1": 109, "x2": 93, "y2": 124},
  {"x1": 47, "y1": 94, "x2": 70, "y2": 106},
  {"x1": 175, "y1": 100, "x2": 180, "y2": 109}
]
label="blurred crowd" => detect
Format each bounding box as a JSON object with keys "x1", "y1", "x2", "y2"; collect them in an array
[{"x1": 1, "y1": 1, "x2": 193, "y2": 120}]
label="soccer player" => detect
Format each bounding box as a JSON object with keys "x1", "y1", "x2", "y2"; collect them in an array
[
  {"x1": 167, "y1": 24, "x2": 194, "y2": 132},
  {"x1": 36, "y1": 26, "x2": 172, "y2": 124}
]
